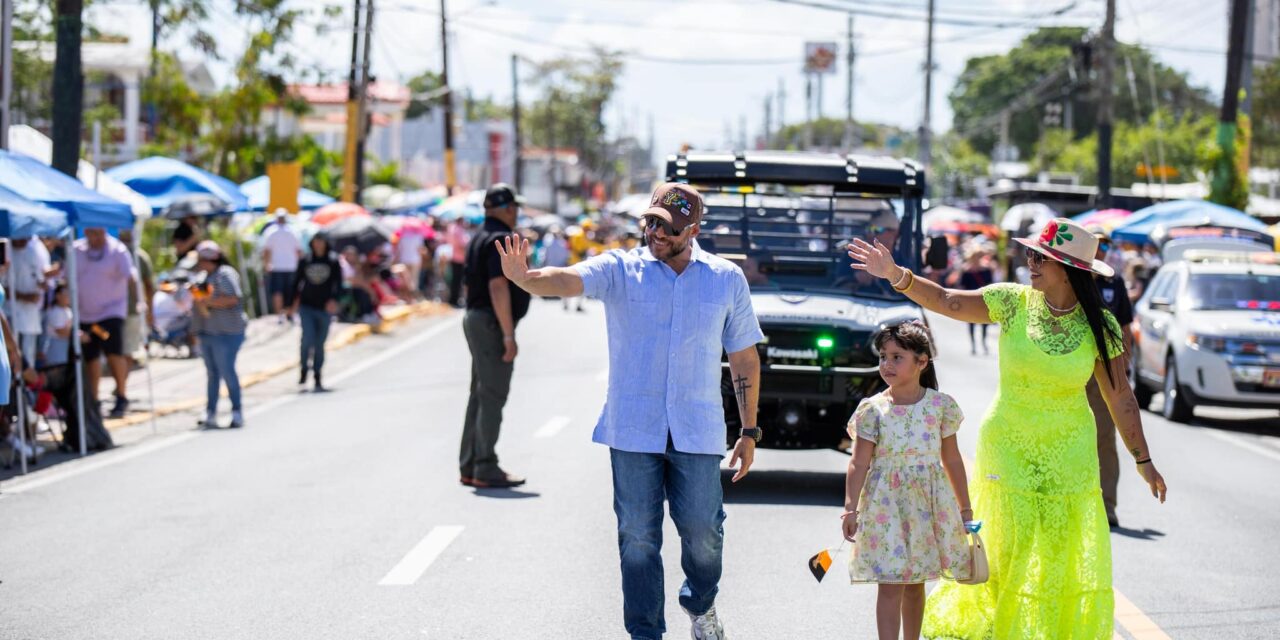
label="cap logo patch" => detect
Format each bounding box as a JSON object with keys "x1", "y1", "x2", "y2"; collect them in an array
[{"x1": 662, "y1": 190, "x2": 693, "y2": 217}]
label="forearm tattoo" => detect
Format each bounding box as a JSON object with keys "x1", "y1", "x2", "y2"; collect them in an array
[{"x1": 732, "y1": 373, "x2": 747, "y2": 409}]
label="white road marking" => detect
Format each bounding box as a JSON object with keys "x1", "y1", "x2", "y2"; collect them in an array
[
  {"x1": 379, "y1": 525, "x2": 465, "y2": 586},
  {"x1": 1200, "y1": 429, "x2": 1280, "y2": 464},
  {"x1": 534, "y1": 416, "x2": 571, "y2": 439},
  {"x1": 2, "y1": 316, "x2": 463, "y2": 495},
  {"x1": 1, "y1": 432, "x2": 201, "y2": 495}
]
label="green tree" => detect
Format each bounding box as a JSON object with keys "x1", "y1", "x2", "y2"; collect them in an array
[
  {"x1": 1207, "y1": 113, "x2": 1251, "y2": 210},
  {"x1": 522, "y1": 48, "x2": 624, "y2": 178},
  {"x1": 931, "y1": 133, "x2": 990, "y2": 198},
  {"x1": 1251, "y1": 59, "x2": 1280, "y2": 169},
  {"x1": 1035, "y1": 110, "x2": 1217, "y2": 187},
  {"x1": 950, "y1": 27, "x2": 1215, "y2": 159}
]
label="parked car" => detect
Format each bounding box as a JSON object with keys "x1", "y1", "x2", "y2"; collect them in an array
[
  {"x1": 663, "y1": 151, "x2": 927, "y2": 449},
  {"x1": 1131, "y1": 249, "x2": 1280, "y2": 422}
]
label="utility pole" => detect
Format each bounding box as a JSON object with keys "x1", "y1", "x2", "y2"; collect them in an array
[
  {"x1": 341, "y1": 0, "x2": 363, "y2": 202},
  {"x1": 804, "y1": 75, "x2": 813, "y2": 150},
  {"x1": 845, "y1": 12, "x2": 855, "y2": 151},
  {"x1": 1097, "y1": 0, "x2": 1116, "y2": 207},
  {"x1": 353, "y1": 0, "x2": 374, "y2": 202},
  {"x1": 776, "y1": 79, "x2": 786, "y2": 146},
  {"x1": 1, "y1": 0, "x2": 13, "y2": 149},
  {"x1": 1241, "y1": 0, "x2": 1256, "y2": 116},
  {"x1": 547, "y1": 99, "x2": 557, "y2": 214},
  {"x1": 763, "y1": 92, "x2": 773, "y2": 149},
  {"x1": 1213, "y1": 0, "x2": 1253, "y2": 201},
  {"x1": 440, "y1": 0, "x2": 457, "y2": 192},
  {"x1": 511, "y1": 54, "x2": 522, "y2": 193},
  {"x1": 739, "y1": 114, "x2": 747, "y2": 150},
  {"x1": 148, "y1": 0, "x2": 160, "y2": 135},
  {"x1": 918, "y1": 0, "x2": 935, "y2": 168},
  {"x1": 51, "y1": 0, "x2": 84, "y2": 177}
]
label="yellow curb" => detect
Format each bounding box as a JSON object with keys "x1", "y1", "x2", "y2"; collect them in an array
[{"x1": 103, "y1": 301, "x2": 454, "y2": 431}]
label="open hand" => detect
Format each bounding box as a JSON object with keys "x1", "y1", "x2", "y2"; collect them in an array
[
  {"x1": 728, "y1": 437, "x2": 755, "y2": 483},
  {"x1": 1138, "y1": 462, "x2": 1168, "y2": 503},
  {"x1": 494, "y1": 235, "x2": 531, "y2": 285},
  {"x1": 846, "y1": 238, "x2": 902, "y2": 281}
]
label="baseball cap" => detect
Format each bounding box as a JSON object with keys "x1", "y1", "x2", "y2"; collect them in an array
[
  {"x1": 642, "y1": 183, "x2": 704, "y2": 233},
  {"x1": 195, "y1": 240, "x2": 223, "y2": 261},
  {"x1": 484, "y1": 183, "x2": 524, "y2": 209}
]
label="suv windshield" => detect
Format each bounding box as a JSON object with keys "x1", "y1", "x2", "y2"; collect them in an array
[
  {"x1": 1187, "y1": 273, "x2": 1280, "y2": 311},
  {"x1": 696, "y1": 187, "x2": 920, "y2": 300}
]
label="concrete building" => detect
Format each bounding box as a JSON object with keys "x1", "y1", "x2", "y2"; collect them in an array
[
  {"x1": 264, "y1": 82, "x2": 411, "y2": 169},
  {"x1": 399, "y1": 108, "x2": 516, "y2": 190}
]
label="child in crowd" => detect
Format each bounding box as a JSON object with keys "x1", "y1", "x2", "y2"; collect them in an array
[
  {"x1": 40, "y1": 284, "x2": 73, "y2": 368},
  {"x1": 841, "y1": 321, "x2": 974, "y2": 640}
]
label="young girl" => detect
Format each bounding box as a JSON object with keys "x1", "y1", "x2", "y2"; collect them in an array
[{"x1": 841, "y1": 321, "x2": 973, "y2": 640}]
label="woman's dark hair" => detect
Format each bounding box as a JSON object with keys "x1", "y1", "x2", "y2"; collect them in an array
[
  {"x1": 873, "y1": 321, "x2": 939, "y2": 390},
  {"x1": 1065, "y1": 265, "x2": 1122, "y2": 388},
  {"x1": 310, "y1": 233, "x2": 331, "y2": 256}
]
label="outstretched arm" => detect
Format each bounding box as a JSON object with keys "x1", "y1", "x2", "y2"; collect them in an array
[
  {"x1": 495, "y1": 235, "x2": 585, "y2": 298},
  {"x1": 846, "y1": 238, "x2": 993, "y2": 325},
  {"x1": 1094, "y1": 357, "x2": 1168, "y2": 503}
]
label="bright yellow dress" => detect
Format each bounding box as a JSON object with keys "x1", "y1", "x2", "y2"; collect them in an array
[{"x1": 923, "y1": 283, "x2": 1124, "y2": 640}]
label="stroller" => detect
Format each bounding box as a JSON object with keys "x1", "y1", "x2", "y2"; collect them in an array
[{"x1": 148, "y1": 273, "x2": 196, "y2": 358}]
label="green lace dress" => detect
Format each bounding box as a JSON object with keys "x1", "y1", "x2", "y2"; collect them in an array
[{"x1": 922, "y1": 283, "x2": 1124, "y2": 640}]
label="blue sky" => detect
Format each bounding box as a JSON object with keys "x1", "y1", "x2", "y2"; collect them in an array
[{"x1": 90, "y1": 0, "x2": 1233, "y2": 160}]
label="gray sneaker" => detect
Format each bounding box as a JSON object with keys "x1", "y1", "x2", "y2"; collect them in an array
[{"x1": 684, "y1": 605, "x2": 726, "y2": 640}]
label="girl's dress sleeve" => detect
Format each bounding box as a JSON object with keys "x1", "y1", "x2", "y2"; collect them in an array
[
  {"x1": 848, "y1": 399, "x2": 879, "y2": 443},
  {"x1": 940, "y1": 393, "x2": 964, "y2": 438},
  {"x1": 980, "y1": 282, "x2": 1024, "y2": 325}
]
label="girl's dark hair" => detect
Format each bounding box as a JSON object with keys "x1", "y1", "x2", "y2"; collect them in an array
[
  {"x1": 1065, "y1": 265, "x2": 1122, "y2": 388},
  {"x1": 873, "y1": 321, "x2": 939, "y2": 390}
]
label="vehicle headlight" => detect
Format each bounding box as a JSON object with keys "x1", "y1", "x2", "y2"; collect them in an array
[
  {"x1": 1186, "y1": 334, "x2": 1228, "y2": 352},
  {"x1": 1232, "y1": 366, "x2": 1266, "y2": 383}
]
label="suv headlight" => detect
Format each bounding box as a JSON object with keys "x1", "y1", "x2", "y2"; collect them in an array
[{"x1": 1186, "y1": 334, "x2": 1229, "y2": 352}]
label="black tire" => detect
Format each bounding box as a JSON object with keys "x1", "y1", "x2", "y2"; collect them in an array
[
  {"x1": 1161, "y1": 354, "x2": 1193, "y2": 423},
  {"x1": 1130, "y1": 346, "x2": 1153, "y2": 409}
]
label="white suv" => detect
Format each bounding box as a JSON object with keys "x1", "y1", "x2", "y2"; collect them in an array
[{"x1": 1131, "y1": 250, "x2": 1280, "y2": 422}]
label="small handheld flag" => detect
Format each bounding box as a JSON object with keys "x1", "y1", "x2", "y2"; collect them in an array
[{"x1": 807, "y1": 541, "x2": 846, "y2": 583}]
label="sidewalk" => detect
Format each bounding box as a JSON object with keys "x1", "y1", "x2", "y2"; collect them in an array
[{"x1": 97, "y1": 301, "x2": 453, "y2": 429}]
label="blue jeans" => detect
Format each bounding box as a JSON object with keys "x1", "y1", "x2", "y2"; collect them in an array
[
  {"x1": 610, "y1": 441, "x2": 725, "y2": 640},
  {"x1": 200, "y1": 333, "x2": 244, "y2": 413},
  {"x1": 298, "y1": 305, "x2": 331, "y2": 373}
]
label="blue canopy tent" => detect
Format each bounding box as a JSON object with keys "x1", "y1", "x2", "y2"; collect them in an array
[
  {"x1": 0, "y1": 151, "x2": 135, "y2": 229},
  {"x1": 239, "y1": 176, "x2": 334, "y2": 211},
  {"x1": 1111, "y1": 199, "x2": 1272, "y2": 244},
  {"x1": 0, "y1": 185, "x2": 70, "y2": 238},
  {"x1": 0, "y1": 150, "x2": 140, "y2": 459},
  {"x1": 106, "y1": 156, "x2": 249, "y2": 214}
]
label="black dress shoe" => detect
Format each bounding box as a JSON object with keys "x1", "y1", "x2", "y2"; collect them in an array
[{"x1": 299, "y1": 368, "x2": 309, "y2": 385}]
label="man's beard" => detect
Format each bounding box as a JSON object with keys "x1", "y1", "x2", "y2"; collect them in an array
[{"x1": 649, "y1": 234, "x2": 689, "y2": 261}]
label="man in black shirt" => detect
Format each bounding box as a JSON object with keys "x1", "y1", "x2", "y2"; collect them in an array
[
  {"x1": 458, "y1": 184, "x2": 532, "y2": 489},
  {"x1": 1085, "y1": 227, "x2": 1134, "y2": 528}
]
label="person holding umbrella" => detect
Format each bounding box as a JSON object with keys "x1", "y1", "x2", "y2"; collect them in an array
[
  {"x1": 192, "y1": 241, "x2": 248, "y2": 429},
  {"x1": 292, "y1": 233, "x2": 342, "y2": 391}
]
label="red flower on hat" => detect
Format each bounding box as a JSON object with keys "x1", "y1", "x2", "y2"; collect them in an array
[{"x1": 1039, "y1": 220, "x2": 1073, "y2": 247}]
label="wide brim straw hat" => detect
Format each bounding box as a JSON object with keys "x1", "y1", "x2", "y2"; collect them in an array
[{"x1": 1013, "y1": 217, "x2": 1115, "y2": 277}]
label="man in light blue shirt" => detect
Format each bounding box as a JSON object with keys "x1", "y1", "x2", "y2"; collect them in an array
[{"x1": 496, "y1": 183, "x2": 762, "y2": 640}]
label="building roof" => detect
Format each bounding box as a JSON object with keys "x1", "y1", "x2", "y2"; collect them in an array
[{"x1": 288, "y1": 82, "x2": 411, "y2": 105}]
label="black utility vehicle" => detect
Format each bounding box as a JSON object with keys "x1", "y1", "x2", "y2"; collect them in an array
[{"x1": 665, "y1": 151, "x2": 928, "y2": 450}]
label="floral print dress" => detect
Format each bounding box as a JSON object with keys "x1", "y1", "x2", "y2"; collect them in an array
[{"x1": 848, "y1": 388, "x2": 971, "y2": 584}]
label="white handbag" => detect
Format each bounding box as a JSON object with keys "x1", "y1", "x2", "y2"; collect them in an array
[{"x1": 956, "y1": 531, "x2": 989, "y2": 585}]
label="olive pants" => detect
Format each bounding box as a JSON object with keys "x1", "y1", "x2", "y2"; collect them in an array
[
  {"x1": 459, "y1": 309, "x2": 513, "y2": 481},
  {"x1": 1086, "y1": 378, "x2": 1119, "y2": 521}
]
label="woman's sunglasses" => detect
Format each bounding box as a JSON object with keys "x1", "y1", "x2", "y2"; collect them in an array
[{"x1": 1024, "y1": 248, "x2": 1045, "y2": 266}]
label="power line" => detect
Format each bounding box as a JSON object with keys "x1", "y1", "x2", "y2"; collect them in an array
[{"x1": 766, "y1": 0, "x2": 1082, "y2": 28}]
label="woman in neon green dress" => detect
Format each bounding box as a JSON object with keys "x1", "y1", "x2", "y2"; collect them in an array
[{"x1": 847, "y1": 218, "x2": 1168, "y2": 639}]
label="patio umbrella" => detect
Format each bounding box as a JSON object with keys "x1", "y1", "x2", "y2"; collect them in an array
[
  {"x1": 1110, "y1": 199, "x2": 1271, "y2": 244},
  {"x1": 162, "y1": 194, "x2": 231, "y2": 219},
  {"x1": 106, "y1": 156, "x2": 248, "y2": 214},
  {"x1": 1000, "y1": 203, "x2": 1058, "y2": 234},
  {"x1": 1072, "y1": 208, "x2": 1133, "y2": 231},
  {"x1": 362, "y1": 185, "x2": 402, "y2": 210},
  {"x1": 312, "y1": 202, "x2": 370, "y2": 226},
  {"x1": 325, "y1": 216, "x2": 393, "y2": 254}
]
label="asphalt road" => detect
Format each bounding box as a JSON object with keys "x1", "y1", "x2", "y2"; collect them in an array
[{"x1": 2, "y1": 298, "x2": 1277, "y2": 639}]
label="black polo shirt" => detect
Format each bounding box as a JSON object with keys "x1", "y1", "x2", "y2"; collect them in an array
[
  {"x1": 464, "y1": 217, "x2": 531, "y2": 322},
  {"x1": 1096, "y1": 273, "x2": 1134, "y2": 325}
]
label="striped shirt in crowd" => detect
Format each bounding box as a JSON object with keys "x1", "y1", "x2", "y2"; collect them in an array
[{"x1": 194, "y1": 265, "x2": 248, "y2": 336}]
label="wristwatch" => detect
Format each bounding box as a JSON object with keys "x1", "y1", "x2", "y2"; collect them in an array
[{"x1": 739, "y1": 426, "x2": 762, "y2": 443}]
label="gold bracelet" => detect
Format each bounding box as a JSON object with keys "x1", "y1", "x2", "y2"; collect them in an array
[
  {"x1": 893, "y1": 269, "x2": 915, "y2": 293},
  {"x1": 891, "y1": 267, "x2": 911, "y2": 289}
]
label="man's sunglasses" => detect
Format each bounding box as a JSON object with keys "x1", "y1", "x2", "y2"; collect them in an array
[
  {"x1": 642, "y1": 217, "x2": 687, "y2": 236},
  {"x1": 1098, "y1": 241, "x2": 1112, "y2": 252}
]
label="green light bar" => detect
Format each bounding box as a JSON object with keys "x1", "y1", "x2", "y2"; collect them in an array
[{"x1": 816, "y1": 336, "x2": 835, "y2": 349}]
